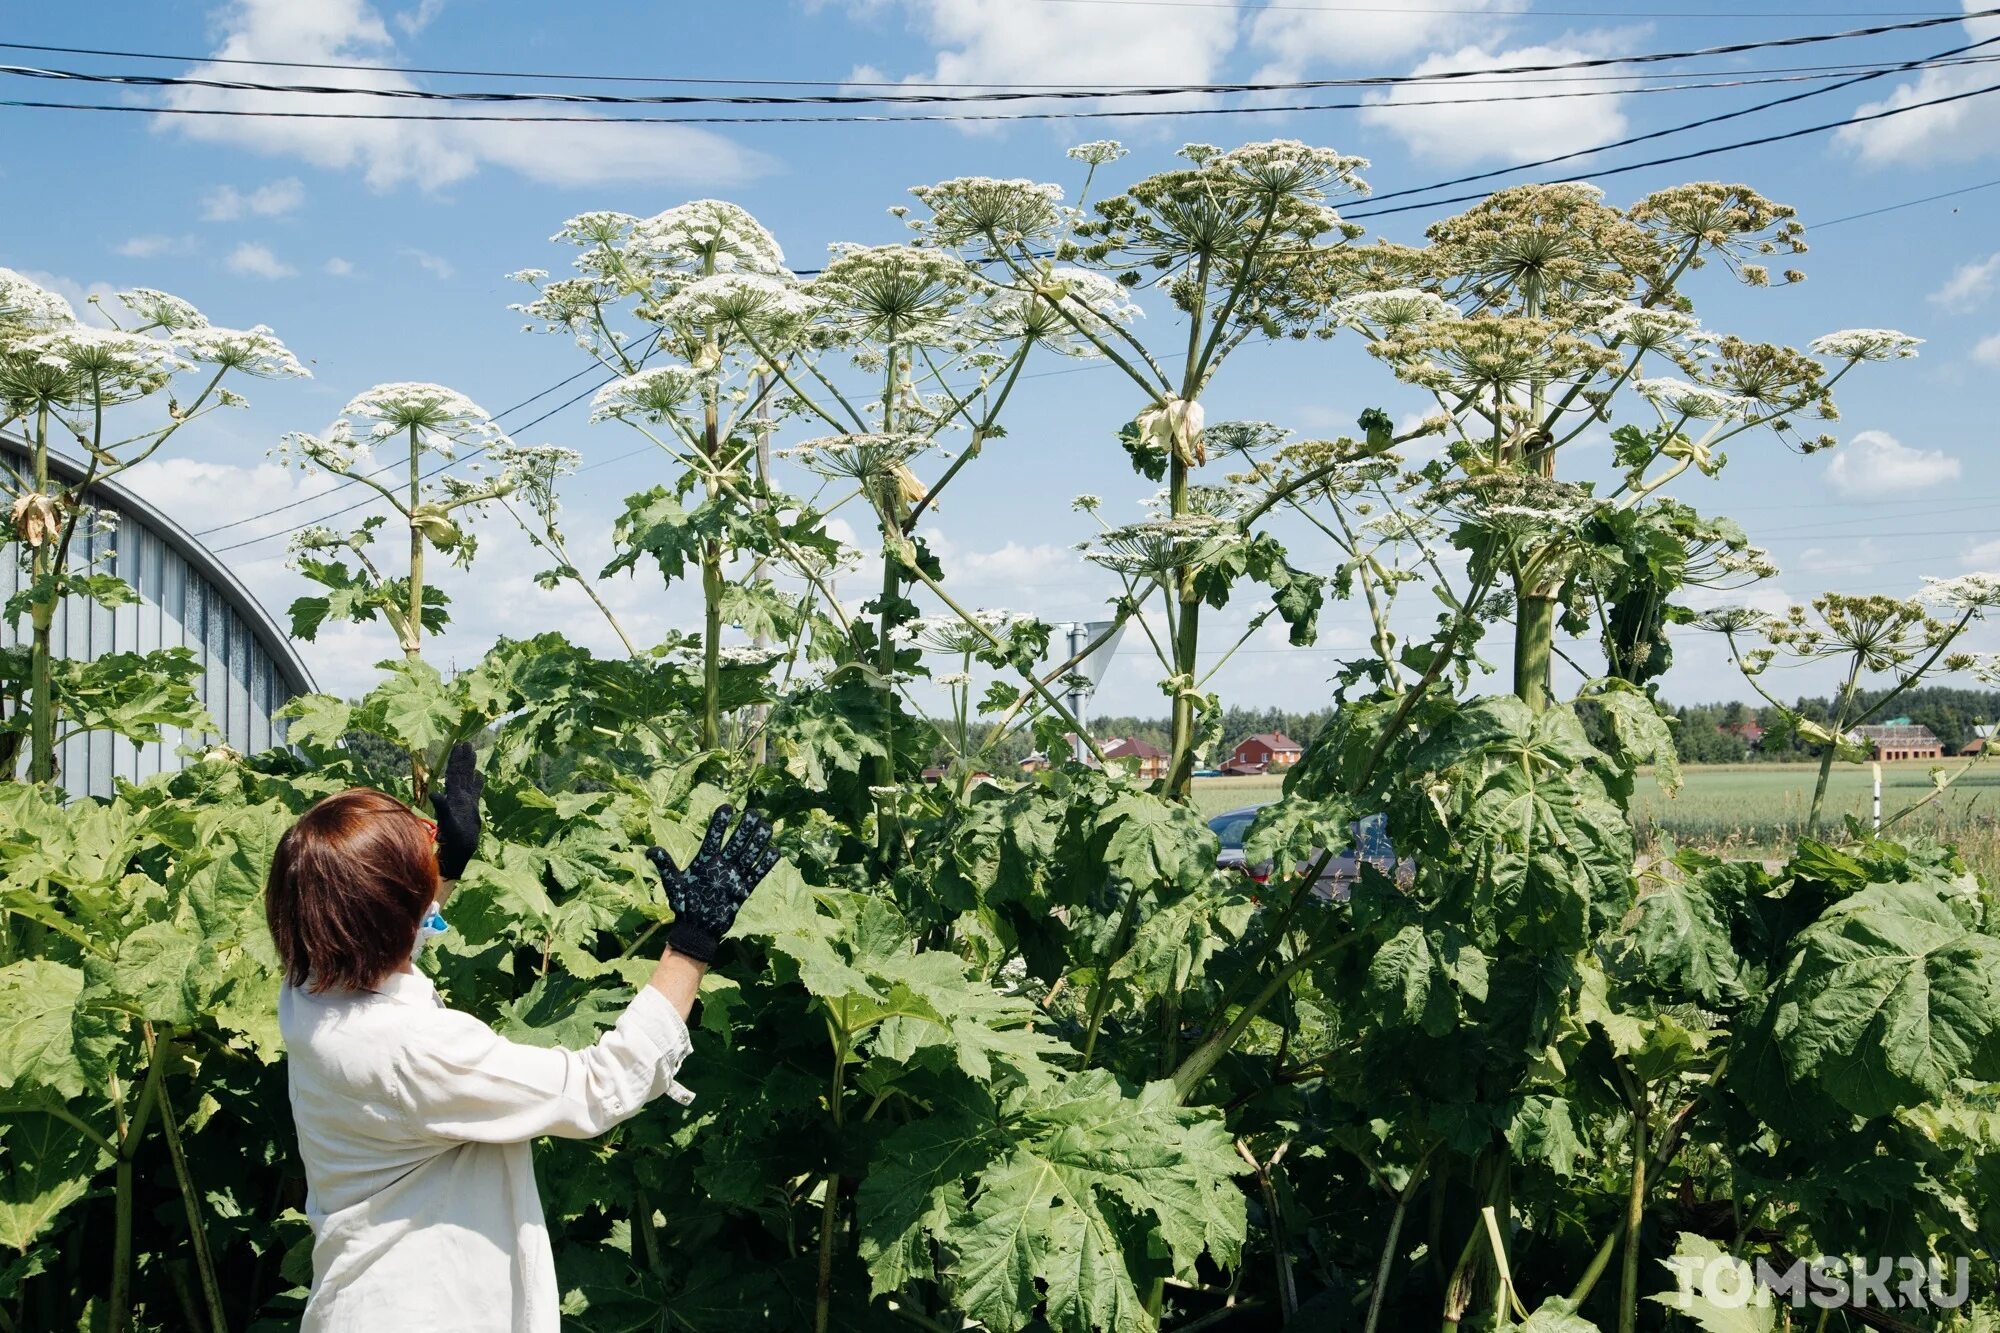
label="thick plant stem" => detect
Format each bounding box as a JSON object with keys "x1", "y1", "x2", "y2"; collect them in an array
[
  {"x1": 1080, "y1": 881, "x2": 1145, "y2": 1066},
  {"x1": 151, "y1": 1032, "x2": 227, "y2": 1333},
  {"x1": 26, "y1": 409, "x2": 56, "y2": 783},
  {"x1": 1163, "y1": 453, "x2": 1202, "y2": 800},
  {"x1": 405, "y1": 424, "x2": 424, "y2": 661},
  {"x1": 816, "y1": 1021, "x2": 849, "y2": 1333},
  {"x1": 111, "y1": 1155, "x2": 136, "y2": 1333},
  {"x1": 1617, "y1": 1093, "x2": 1649, "y2": 1333},
  {"x1": 1171, "y1": 932, "x2": 1349, "y2": 1102},
  {"x1": 1806, "y1": 657, "x2": 1862, "y2": 836},
  {"x1": 1363, "y1": 1157, "x2": 1430, "y2": 1333},
  {"x1": 109, "y1": 1050, "x2": 167, "y2": 1333},
  {"x1": 814, "y1": 1174, "x2": 841, "y2": 1333},
  {"x1": 1512, "y1": 596, "x2": 1556, "y2": 713}
]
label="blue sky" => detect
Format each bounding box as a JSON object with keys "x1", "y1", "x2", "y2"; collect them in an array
[{"x1": 6, "y1": 0, "x2": 2000, "y2": 717}]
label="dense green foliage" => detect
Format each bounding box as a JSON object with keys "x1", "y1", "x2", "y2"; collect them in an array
[{"x1": 5, "y1": 142, "x2": 1999, "y2": 1333}]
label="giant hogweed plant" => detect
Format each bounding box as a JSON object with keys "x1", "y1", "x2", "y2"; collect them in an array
[
  {"x1": 7, "y1": 142, "x2": 2000, "y2": 1333},
  {"x1": 0, "y1": 273, "x2": 307, "y2": 783}
]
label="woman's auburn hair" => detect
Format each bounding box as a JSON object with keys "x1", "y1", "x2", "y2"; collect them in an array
[{"x1": 265, "y1": 787, "x2": 439, "y2": 994}]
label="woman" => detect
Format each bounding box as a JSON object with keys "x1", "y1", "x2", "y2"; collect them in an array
[{"x1": 266, "y1": 743, "x2": 777, "y2": 1332}]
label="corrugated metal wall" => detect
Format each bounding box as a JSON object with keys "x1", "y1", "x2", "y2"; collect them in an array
[{"x1": 2, "y1": 441, "x2": 316, "y2": 799}]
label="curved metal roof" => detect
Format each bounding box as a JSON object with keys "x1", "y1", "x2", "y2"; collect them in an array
[
  {"x1": 3, "y1": 434, "x2": 318, "y2": 793},
  {"x1": 3, "y1": 435, "x2": 316, "y2": 696}
]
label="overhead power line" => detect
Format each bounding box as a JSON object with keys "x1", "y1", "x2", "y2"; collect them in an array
[
  {"x1": 1344, "y1": 73, "x2": 2000, "y2": 218},
  {"x1": 1356, "y1": 26, "x2": 2000, "y2": 206},
  {"x1": 16, "y1": 56, "x2": 2000, "y2": 129},
  {"x1": 1024, "y1": 0, "x2": 1959, "y2": 14},
  {"x1": 4, "y1": 8, "x2": 1993, "y2": 109},
  {"x1": 1, "y1": 11, "x2": 1986, "y2": 91}
]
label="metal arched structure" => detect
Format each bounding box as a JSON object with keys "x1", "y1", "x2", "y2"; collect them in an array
[{"x1": 1, "y1": 436, "x2": 317, "y2": 797}]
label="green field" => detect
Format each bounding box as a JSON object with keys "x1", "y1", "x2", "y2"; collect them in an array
[
  {"x1": 1191, "y1": 773, "x2": 1287, "y2": 819},
  {"x1": 1197, "y1": 760, "x2": 2000, "y2": 877}
]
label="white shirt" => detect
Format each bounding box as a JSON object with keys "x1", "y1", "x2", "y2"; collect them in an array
[{"x1": 279, "y1": 969, "x2": 695, "y2": 1333}]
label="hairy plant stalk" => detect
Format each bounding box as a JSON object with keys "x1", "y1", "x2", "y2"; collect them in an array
[
  {"x1": 108, "y1": 1046, "x2": 168, "y2": 1333},
  {"x1": 816, "y1": 1021, "x2": 850, "y2": 1333},
  {"x1": 1363, "y1": 1157, "x2": 1431, "y2": 1333},
  {"x1": 151, "y1": 1032, "x2": 227, "y2": 1333},
  {"x1": 1617, "y1": 1075, "x2": 1649, "y2": 1333},
  {"x1": 1807, "y1": 654, "x2": 1864, "y2": 835},
  {"x1": 1171, "y1": 931, "x2": 1351, "y2": 1102},
  {"x1": 25, "y1": 408, "x2": 56, "y2": 783},
  {"x1": 404, "y1": 424, "x2": 424, "y2": 661}
]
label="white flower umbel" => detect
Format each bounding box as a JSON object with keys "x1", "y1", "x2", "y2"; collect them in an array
[
  {"x1": 894, "y1": 610, "x2": 1038, "y2": 655},
  {"x1": 176, "y1": 325, "x2": 308, "y2": 379},
  {"x1": 490, "y1": 443, "x2": 581, "y2": 521},
  {"x1": 778, "y1": 431, "x2": 938, "y2": 484},
  {"x1": 660, "y1": 272, "x2": 818, "y2": 341},
  {"x1": 1810, "y1": 329, "x2": 1923, "y2": 362},
  {"x1": 1334, "y1": 289, "x2": 1458, "y2": 336},
  {"x1": 629, "y1": 200, "x2": 787, "y2": 277},
  {"x1": 16, "y1": 327, "x2": 190, "y2": 399},
  {"x1": 0, "y1": 268, "x2": 76, "y2": 332},
  {"x1": 1209, "y1": 140, "x2": 1371, "y2": 200},
  {"x1": 984, "y1": 267, "x2": 1140, "y2": 356},
  {"x1": 1082, "y1": 513, "x2": 1241, "y2": 579},
  {"x1": 1920, "y1": 572, "x2": 2000, "y2": 612},
  {"x1": 339, "y1": 382, "x2": 511, "y2": 457},
  {"x1": 1593, "y1": 304, "x2": 1702, "y2": 353},
  {"x1": 278, "y1": 420, "x2": 372, "y2": 475},
  {"x1": 589, "y1": 365, "x2": 711, "y2": 423},
  {"x1": 1633, "y1": 376, "x2": 1752, "y2": 421},
  {"x1": 909, "y1": 177, "x2": 1067, "y2": 248},
  {"x1": 809, "y1": 244, "x2": 989, "y2": 348},
  {"x1": 1067, "y1": 140, "x2": 1128, "y2": 166},
  {"x1": 116, "y1": 288, "x2": 208, "y2": 333}
]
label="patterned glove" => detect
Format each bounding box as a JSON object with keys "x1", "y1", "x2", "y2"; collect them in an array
[
  {"x1": 647, "y1": 804, "x2": 779, "y2": 963},
  {"x1": 429, "y1": 741, "x2": 484, "y2": 881}
]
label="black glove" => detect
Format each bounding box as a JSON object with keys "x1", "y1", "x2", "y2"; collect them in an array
[
  {"x1": 430, "y1": 741, "x2": 484, "y2": 881},
  {"x1": 647, "y1": 803, "x2": 779, "y2": 963}
]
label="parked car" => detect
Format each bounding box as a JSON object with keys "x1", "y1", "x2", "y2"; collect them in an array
[{"x1": 1208, "y1": 805, "x2": 1406, "y2": 898}]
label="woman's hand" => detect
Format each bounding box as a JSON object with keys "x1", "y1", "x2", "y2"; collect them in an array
[
  {"x1": 430, "y1": 741, "x2": 484, "y2": 882},
  {"x1": 646, "y1": 804, "x2": 779, "y2": 963}
]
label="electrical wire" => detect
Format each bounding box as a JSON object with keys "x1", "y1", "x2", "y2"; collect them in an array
[
  {"x1": 1344, "y1": 73, "x2": 2000, "y2": 218},
  {"x1": 1351, "y1": 28, "x2": 2000, "y2": 206},
  {"x1": 11, "y1": 54, "x2": 1999, "y2": 128},
  {"x1": 4, "y1": 7, "x2": 1992, "y2": 108},
  {"x1": 1023, "y1": 0, "x2": 1958, "y2": 13}
]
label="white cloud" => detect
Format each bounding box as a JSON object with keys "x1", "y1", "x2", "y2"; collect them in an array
[
  {"x1": 115, "y1": 234, "x2": 195, "y2": 259},
  {"x1": 157, "y1": 0, "x2": 768, "y2": 190},
  {"x1": 1360, "y1": 42, "x2": 1630, "y2": 164},
  {"x1": 1837, "y1": 9, "x2": 2000, "y2": 165},
  {"x1": 1973, "y1": 332, "x2": 2000, "y2": 366},
  {"x1": 324, "y1": 256, "x2": 354, "y2": 276},
  {"x1": 1824, "y1": 428, "x2": 1961, "y2": 496},
  {"x1": 202, "y1": 176, "x2": 306, "y2": 221},
  {"x1": 1930, "y1": 252, "x2": 2000, "y2": 311},
  {"x1": 394, "y1": 0, "x2": 445, "y2": 36},
  {"x1": 401, "y1": 247, "x2": 454, "y2": 280},
  {"x1": 121, "y1": 457, "x2": 342, "y2": 549},
  {"x1": 1963, "y1": 537, "x2": 2000, "y2": 570},
  {"x1": 224, "y1": 242, "x2": 298, "y2": 279},
  {"x1": 1794, "y1": 539, "x2": 1886, "y2": 578},
  {"x1": 22, "y1": 270, "x2": 116, "y2": 325},
  {"x1": 1249, "y1": 0, "x2": 1523, "y2": 75},
  {"x1": 847, "y1": 0, "x2": 1237, "y2": 122}
]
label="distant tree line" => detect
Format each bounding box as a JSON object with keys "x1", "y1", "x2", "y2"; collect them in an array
[
  {"x1": 1662, "y1": 686, "x2": 2000, "y2": 763},
  {"x1": 958, "y1": 688, "x2": 2000, "y2": 770}
]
